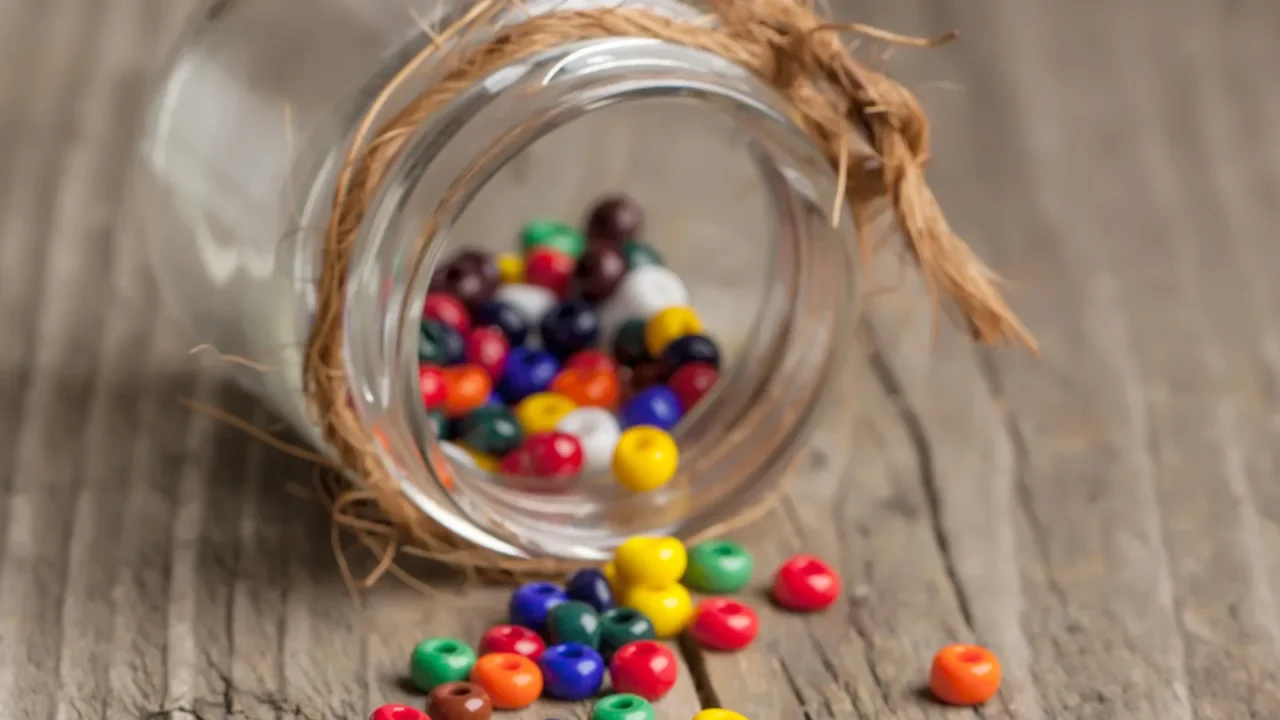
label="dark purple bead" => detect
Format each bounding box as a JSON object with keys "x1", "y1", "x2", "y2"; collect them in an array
[
  {"x1": 539, "y1": 299, "x2": 600, "y2": 360},
  {"x1": 431, "y1": 250, "x2": 499, "y2": 308},
  {"x1": 565, "y1": 568, "x2": 614, "y2": 613},
  {"x1": 573, "y1": 244, "x2": 628, "y2": 303},
  {"x1": 663, "y1": 333, "x2": 720, "y2": 371},
  {"x1": 584, "y1": 195, "x2": 644, "y2": 243},
  {"x1": 472, "y1": 299, "x2": 529, "y2": 347}
]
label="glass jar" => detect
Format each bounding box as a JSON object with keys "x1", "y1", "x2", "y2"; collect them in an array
[{"x1": 134, "y1": 0, "x2": 871, "y2": 562}]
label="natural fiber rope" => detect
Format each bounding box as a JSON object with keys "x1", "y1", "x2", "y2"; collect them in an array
[{"x1": 303, "y1": 0, "x2": 1036, "y2": 579}]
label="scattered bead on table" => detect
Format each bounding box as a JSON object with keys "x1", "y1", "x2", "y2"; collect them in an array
[
  {"x1": 683, "y1": 540, "x2": 753, "y2": 595},
  {"x1": 565, "y1": 567, "x2": 615, "y2": 612},
  {"x1": 608, "y1": 640, "x2": 678, "y2": 701},
  {"x1": 538, "y1": 642, "x2": 606, "y2": 700},
  {"x1": 771, "y1": 554, "x2": 841, "y2": 613},
  {"x1": 426, "y1": 682, "x2": 492, "y2": 720},
  {"x1": 546, "y1": 600, "x2": 603, "y2": 648},
  {"x1": 598, "y1": 606, "x2": 658, "y2": 662},
  {"x1": 692, "y1": 710, "x2": 749, "y2": 720},
  {"x1": 369, "y1": 704, "x2": 427, "y2": 720},
  {"x1": 469, "y1": 653, "x2": 543, "y2": 710},
  {"x1": 508, "y1": 581, "x2": 568, "y2": 632},
  {"x1": 410, "y1": 637, "x2": 478, "y2": 693},
  {"x1": 929, "y1": 644, "x2": 1002, "y2": 706},
  {"x1": 689, "y1": 598, "x2": 760, "y2": 651},
  {"x1": 590, "y1": 693, "x2": 657, "y2": 720},
  {"x1": 478, "y1": 624, "x2": 545, "y2": 661}
]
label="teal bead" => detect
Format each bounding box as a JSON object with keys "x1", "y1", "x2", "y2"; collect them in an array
[
  {"x1": 410, "y1": 637, "x2": 477, "y2": 692},
  {"x1": 522, "y1": 220, "x2": 586, "y2": 258},
  {"x1": 622, "y1": 241, "x2": 663, "y2": 269},
  {"x1": 546, "y1": 600, "x2": 602, "y2": 649},
  {"x1": 458, "y1": 405, "x2": 522, "y2": 456},
  {"x1": 683, "y1": 540, "x2": 754, "y2": 594},
  {"x1": 598, "y1": 606, "x2": 657, "y2": 661},
  {"x1": 591, "y1": 693, "x2": 656, "y2": 720}
]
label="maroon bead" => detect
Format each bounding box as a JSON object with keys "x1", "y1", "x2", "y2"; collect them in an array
[
  {"x1": 426, "y1": 682, "x2": 492, "y2": 720},
  {"x1": 667, "y1": 361, "x2": 718, "y2": 411},
  {"x1": 585, "y1": 195, "x2": 644, "y2": 243},
  {"x1": 627, "y1": 358, "x2": 669, "y2": 394},
  {"x1": 574, "y1": 244, "x2": 628, "y2": 302},
  {"x1": 465, "y1": 326, "x2": 510, "y2": 382},
  {"x1": 525, "y1": 248, "x2": 576, "y2": 297},
  {"x1": 423, "y1": 293, "x2": 472, "y2": 333},
  {"x1": 430, "y1": 251, "x2": 499, "y2": 308}
]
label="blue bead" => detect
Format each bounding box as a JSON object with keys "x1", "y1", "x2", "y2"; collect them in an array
[
  {"x1": 565, "y1": 568, "x2": 614, "y2": 613},
  {"x1": 663, "y1": 333, "x2": 720, "y2": 370},
  {"x1": 498, "y1": 347, "x2": 560, "y2": 404},
  {"x1": 538, "y1": 643, "x2": 605, "y2": 701},
  {"x1": 419, "y1": 320, "x2": 466, "y2": 365},
  {"x1": 485, "y1": 391, "x2": 504, "y2": 406},
  {"x1": 619, "y1": 386, "x2": 683, "y2": 431},
  {"x1": 509, "y1": 581, "x2": 568, "y2": 631},
  {"x1": 539, "y1": 299, "x2": 600, "y2": 360},
  {"x1": 473, "y1": 299, "x2": 529, "y2": 347}
]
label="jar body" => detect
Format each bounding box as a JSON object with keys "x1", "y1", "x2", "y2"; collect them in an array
[{"x1": 137, "y1": 0, "x2": 865, "y2": 560}]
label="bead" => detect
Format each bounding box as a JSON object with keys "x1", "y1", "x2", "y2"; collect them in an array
[
  {"x1": 426, "y1": 409, "x2": 451, "y2": 440},
  {"x1": 469, "y1": 653, "x2": 542, "y2": 710},
  {"x1": 643, "y1": 306, "x2": 703, "y2": 358},
  {"x1": 370, "y1": 704, "x2": 428, "y2": 720},
  {"x1": 626, "y1": 359, "x2": 669, "y2": 395},
  {"x1": 410, "y1": 637, "x2": 478, "y2": 692},
  {"x1": 663, "y1": 333, "x2": 721, "y2": 371},
  {"x1": 684, "y1": 540, "x2": 753, "y2": 594},
  {"x1": 929, "y1": 644, "x2": 1002, "y2": 706},
  {"x1": 458, "y1": 405, "x2": 522, "y2": 456},
  {"x1": 479, "y1": 624, "x2": 545, "y2": 662},
  {"x1": 590, "y1": 693, "x2": 656, "y2": 720},
  {"x1": 614, "y1": 536, "x2": 687, "y2": 587},
  {"x1": 419, "y1": 364, "x2": 447, "y2": 410},
  {"x1": 621, "y1": 584, "x2": 693, "y2": 638},
  {"x1": 608, "y1": 640, "x2": 677, "y2": 701},
  {"x1": 546, "y1": 600, "x2": 602, "y2": 648},
  {"x1": 496, "y1": 252, "x2": 524, "y2": 284},
  {"x1": 525, "y1": 247, "x2": 576, "y2": 297},
  {"x1": 605, "y1": 265, "x2": 688, "y2": 324},
  {"x1": 540, "y1": 299, "x2": 601, "y2": 359},
  {"x1": 440, "y1": 365, "x2": 492, "y2": 417},
  {"x1": 585, "y1": 195, "x2": 644, "y2": 243},
  {"x1": 524, "y1": 431, "x2": 585, "y2": 478},
  {"x1": 494, "y1": 283, "x2": 557, "y2": 333},
  {"x1": 598, "y1": 607, "x2": 656, "y2": 662},
  {"x1": 431, "y1": 250, "x2": 500, "y2": 308},
  {"x1": 538, "y1": 643, "x2": 605, "y2": 700},
  {"x1": 551, "y1": 367, "x2": 620, "y2": 409},
  {"x1": 619, "y1": 386, "x2": 682, "y2": 431},
  {"x1": 575, "y1": 243, "x2": 628, "y2": 302},
  {"x1": 498, "y1": 446, "x2": 534, "y2": 477},
  {"x1": 464, "y1": 326, "x2": 509, "y2": 382},
  {"x1": 693, "y1": 711, "x2": 749, "y2": 720},
  {"x1": 602, "y1": 561, "x2": 622, "y2": 596},
  {"x1": 564, "y1": 349, "x2": 620, "y2": 376},
  {"x1": 556, "y1": 407, "x2": 622, "y2": 473},
  {"x1": 667, "y1": 362, "x2": 718, "y2": 411},
  {"x1": 611, "y1": 426, "x2": 679, "y2": 493},
  {"x1": 565, "y1": 568, "x2": 614, "y2": 613},
  {"x1": 424, "y1": 293, "x2": 472, "y2": 333},
  {"x1": 420, "y1": 321, "x2": 466, "y2": 366},
  {"x1": 513, "y1": 392, "x2": 578, "y2": 435},
  {"x1": 772, "y1": 554, "x2": 841, "y2": 612},
  {"x1": 457, "y1": 444, "x2": 500, "y2": 472},
  {"x1": 508, "y1": 581, "x2": 568, "y2": 631},
  {"x1": 622, "y1": 241, "x2": 664, "y2": 269},
  {"x1": 522, "y1": 219, "x2": 586, "y2": 258},
  {"x1": 497, "y1": 348, "x2": 560, "y2": 405},
  {"x1": 690, "y1": 598, "x2": 759, "y2": 651},
  {"x1": 611, "y1": 319, "x2": 651, "y2": 368},
  {"x1": 472, "y1": 299, "x2": 529, "y2": 347},
  {"x1": 426, "y1": 682, "x2": 492, "y2": 720}
]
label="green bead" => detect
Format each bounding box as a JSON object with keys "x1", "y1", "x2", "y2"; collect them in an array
[
  {"x1": 598, "y1": 606, "x2": 656, "y2": 661},
  {"x1": 546, "y1": 600, "x2": 602, "y2": 648},
  {"x1": 522, "y1": 220, "x2": 586, "y2": 258},
  {"x1": 409, "y1": 637, "x2": 477, "y2": 692},
  {"x1": 426, "y1": 410, "x2": 451, "y2": 440},
  {"x1": 419, "y1": 321, "x2": 453, "y2": 364},
  {"x1": 622, "y1": 241, "x2": 663, "y2": 269},
  {"x1": 591, "y1": 693, "x2": 656, "y2": 720},
  {"x1": 458, "y1": 405, "x2": 522, "y2": 455},
  {"x1": 683, "y1": 540, "x2": 753, "y2": 594}
]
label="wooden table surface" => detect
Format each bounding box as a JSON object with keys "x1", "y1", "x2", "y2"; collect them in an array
[{"x1": 5, "y1": 0, "x2": 1280, "y2": 718}]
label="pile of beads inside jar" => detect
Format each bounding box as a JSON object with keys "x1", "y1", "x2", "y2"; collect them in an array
[{"x1": 419, "y1": 194, "x2": 725, "y2": 496}]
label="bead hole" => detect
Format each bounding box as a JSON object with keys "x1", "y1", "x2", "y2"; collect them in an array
[
  {"x1": 612, "y1": 697, "x2": 639, "y2": 710},
  {"x1": 959, "y1": 649, "x2": 985, "y2": 664},
  {"x1": 388, "y1": 707, "x2": 422, "y2": 720},
  {"x1": 437, "y1": 641, "x2": 461, "y2": 653},
  {"x1": 609, "y1": 609, "x2": 639, "y2": 623},
  {"x1": 534, "y1": 584, "x2": 559, "y2": 594},
  {"x1": 500, "y1": 658, "x2": 522, "y2": 671},
  {"x1": 713, "y1": 544, "x2": 737, "y2": 556},
  {"x1": 717, "y1": 602, "x2": 744, "y2": 615},
  {"x1": 562, "y1": 646, "x2": 585, "y2": 658},
  {"x1": 447, "y1": 685, "x2": 473, "y2": 697},
  {"x1": 632, "y1": 643, "x2": 656, "y2": 655}
]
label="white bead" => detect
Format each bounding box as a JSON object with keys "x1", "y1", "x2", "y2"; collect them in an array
[
  {"x1": 495, "y1": 283, "x2": 557, "y2": 344},
  {"x1": 599, "y1": 265, "x2": 689, "y2": 340},
  {"x1": 555, "y1": 407, "x2": 622, "y2": 474}
]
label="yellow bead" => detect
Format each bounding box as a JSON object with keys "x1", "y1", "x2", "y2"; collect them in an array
[
  {"x1": 643, "y1": 305, "x2": 703, "y2": 358},
  {"x1": 603, "y1": 560, "x2": 623, "y2": 595},
  {"x1": 614, "y1": 536, "x2": 687, "y2": 588},
  {"x1": 622, "y1": 583, "x2": 693, "y2": 638},
  {"x1": 459, "y1": 444, "x2": 501, "y2": 472},
  {"x1": 694, "y1": 711, "x2": 749, "y2": 720},
  {"x1": 497, "y1": 252, "x2": 524, "y2": 284},
  {"x1": 612, "y1": 426, "x2": 678, "y2": 493},
  {"x1": 514, "y1": 392, "x2": 577, "y2": 435}
]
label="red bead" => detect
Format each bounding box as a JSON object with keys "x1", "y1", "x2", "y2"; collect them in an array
[
  {"x1": 524, "y1": 431, "x2": 584, "y2": 478},
  {"x1": 563, "y1": 349, "x2": 620, "y2": 377},
  {"x1": 419, "y1": 364, "x2": 447, "y2": 410},
  {"x1": 369, "y1": 705, "x2": 427, "y2": 720},
  {"x1": 667, "y1": 362, "x2": 719, "y2": 411},
  {"x1": 690, "y1": 599, "x2": 759, "y2": 651},
  {"x1": 499, "y1": 447, "x2": 535, "y2": 477},
  {"x1": 479, "y1": 624, "x2": 546, "y2": 662},
  {"x1": 424, "y1": 293, "x2": 472, "y2": 333},
  {"x1": 465, "y1": 327, "x2": 510, "y2": 382},
  {"x1": 524, "y1": 248, "x2": 575, "y2": 297},
  {"x1": 772, "y1": 554, "x2": 840, "y2": 612},
  {"x1": 608, "y1": 640, "x2": 678, "y2": 701}
]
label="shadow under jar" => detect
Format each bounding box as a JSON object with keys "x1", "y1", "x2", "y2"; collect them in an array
[{"x1": 134, "y1": 0, "x2": 874, "y2": 562}]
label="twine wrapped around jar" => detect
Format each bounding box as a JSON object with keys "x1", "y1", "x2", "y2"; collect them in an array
[{"x1": 303, "y1": 0, "x2": 1036, "y2": 582}]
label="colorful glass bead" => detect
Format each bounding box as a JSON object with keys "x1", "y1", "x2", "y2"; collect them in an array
[
  {"x1": 604, "y1": 265, "x2": 688, "y2": 323},
  {"x1": 540, "y1": 298, "x2": 601, "y2": 359},
  {"x1": 472, "y1": 299, "x2": 529, "y2": 347},
  {"x1": 608, "y1": 640, "x2": 677, "y2": 701},
  {"x1": 494, "y1": 283, "x2": 557, "y2": 331},
  {"x1": 585, "y1": 195, "x2": 644, "y2": 243},
  {"x1": 424, "y1": 293, "x2": 472, "y2": 334},
  {"x1": 590, "y1": 693, "x2": 656, "y2": 720},
  {"x1": 464, "y1": 326, "x2": 509, "y2": 381},
  {"x1": 611, "y1": 319, "x2": 651, "y2": 368},
  {"x1": 498, "y1": 445, "x2": 534, "y2": 477},
  {"x1": 525, "y1": 247, "x2": 577, "y2": 298},
  {"x1": 622, "y1": 241, "x2": 663, "y2": 269},
  {"x1": 667, "y1": 362, "x2": 718, "y2": 411},
  {"x1": 440, "y1": 365, "x2": 492, "y2": 417},
  {"x1": 430, "y1": 250, "x2": 500, "y2": 308},
  {"x1": 410, "y1": 637, "x2": 478, "y2": 692},
  {"x1": 621, "y1": 583, "x2": 693, "y2": 639},
  {"x1": 565, "y1": 567, "x2": 614, "y2": 613},
  {"x1": 556, "y1": 407, "x2": 622, "y2": 473},
  {"x1": 551, "y1": 367, "x2": 620, "y2": 409},
  {"x1": 598, "y1": 607, "x2": 656, "y2": 662},
  {"x1": 458, "y1": 405, "x2": 523, "y2": 456},
  {"x1": 419, "y1": 364, "x2": 447, "y2": 410},
  {"x1": 426, "y1": 682, "x2": 492, "y2": 720},
  {"x1": 479, "y1": 624, "x2": 545, "y2": 662},
  {"x1": 684, "y1": 540, "x2": 752, "y2": 594},
  {"x1": 663, "y1": 333, "x2": 721, "y2": 371},
  {"x1": 497, "y1": 348, "x2": 560, "y2": 405},
  {"x1": 522, "y1": 219, "x2": 586, "y2": 258},
  {"x1": 575, "y1": 243, "x2": 628, "y2": 302},
  {"x1": 930, "y1": 644, "x2": 1002, "y2": 706},
  {"x1": 690, "y1": 598, "x2": 759, "y2": 651},
  {"x1": 513, "y1": 392, "x2": 578, "y2": 435},
  {"x1": 538, "y1": 643, "x2": 605, "y2": 700},
  {"x1": 420, "y1": 320, "x2": 466, "y2": 366},
  {"x1": 524, "y1": 431, "x2": 585, "y2": 478},
  {"x1": 693, "y1": 711, "x2": 749, "y2": 720},
  {"x1": 370, "y1": 704, "x2": 427, "y2": 720},
  {"x1": 614, "y1": 536, "x2": 687, "y2": 588},
  {"x1": 772, "y1": 554, "x2": 841, "y2": 612},
  {"x1": 546, "y1": 600, "x2": 602, "y2": 648},
  {"x1": 508, "y1": 581, "x2": 568, "y2": 631},
  {"x1": 619, "y1": 386, "x2": 682, "y2": 431},
  {"x1": 611, "y1": 426, "x2": 678, "y2": 493},
  {"x1": 469, "y1": 653, "x2": 542, "y2": 710},
  {"x1": 644, "y1": 306, "x2": 703, "y2": 358},
  {"x1": 496, "y1": 252, "x2": 524, "y2": 284},
  {"x1": 564, "y1": 348, "x2": 620, "y2": 376}
]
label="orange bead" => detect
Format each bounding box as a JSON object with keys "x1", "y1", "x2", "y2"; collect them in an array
[
  {"x1": 550, "y1": 367, "x2": 620, "y2": 409},
  {"x1": 929, "y1": 644, "x2": 1001, "y2": 706},
  {"x1": 441, "y1": 365, "x2": 492, "y2": 417},
  {"x1": 470, "y1": 652, "x2": 543, "y2": 710}
]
